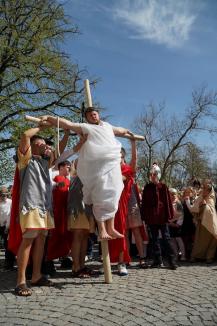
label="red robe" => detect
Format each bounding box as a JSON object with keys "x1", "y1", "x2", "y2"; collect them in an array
[
  {"x1": 8, "y1": 167, "x2": 22, "y2": 255},
  {"x1": 46, "y1": 175, "x2": 72, "y2": 260},
  {"x1": 108, "y1": 164, "x2": 133, "y2": 263}
]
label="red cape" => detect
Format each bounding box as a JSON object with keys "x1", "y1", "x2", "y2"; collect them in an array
[
  {"x1": 8, "y1": 167, "x2": 22, "y2": 255},
  {"x1": 109, "y1": 164, "x2": 134, "y2": 263},
  {"x1": 46, "y1": 175, "x2": 72, "y2": 260}
]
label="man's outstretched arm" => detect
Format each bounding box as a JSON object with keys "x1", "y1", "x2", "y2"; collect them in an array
[
  {"x1": 112, "y1": 126, "x2": 135, "y2": 139},
  {"x1": 39, "y1": 116, "x2": 83, "y2": 135},
  {"x1": 59, "y1": 129, "x2": 70, "y2": 155}
]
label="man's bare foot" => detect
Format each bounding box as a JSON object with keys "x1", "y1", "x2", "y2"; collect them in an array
[
  {"x1": 108, "y1": 229, "x2": 124, "y2": 239},
  {"x1": 98, "y1": 230, "x2": 112, "y2": 241}
]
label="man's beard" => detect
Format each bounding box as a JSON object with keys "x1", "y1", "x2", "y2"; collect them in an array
[{"x1": 41, "y1": 149, "x2": 52, "y2": 160}]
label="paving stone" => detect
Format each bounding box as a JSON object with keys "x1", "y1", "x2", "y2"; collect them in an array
[
  {"x1": 200, "y1": 313, "x2": 214, "y2": 321},
  {"x1": 202, "y1": 322, "x2": 217, "y2": 326},
  {"x1": 189, "y1": 316, "x2": 202, "y2": 322},
  {"x1": 1, "y1": 250, "x2": 217, "y2": 326}
]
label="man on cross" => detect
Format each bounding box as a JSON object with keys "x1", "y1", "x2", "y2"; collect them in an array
[{"x1": 39, "y1": 107, "x2": 135, "y2": 240}]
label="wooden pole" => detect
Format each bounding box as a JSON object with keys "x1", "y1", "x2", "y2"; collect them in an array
[
  {"x1": 25, "y1": 115, "x2": 41, "y2": 123},
  {"x1": 117, "y1": 134, "x2": 144, "y2": 141},
  {"x1": 101, "y1": 240, "x2": 112, "y2": 284},
  {"x1": 84, "y1": 79, "x2": 112, "y2": 284},
  {"x1": 25, "y1": 115, "x2": 144, "y2": 141},
  {"x1": 84, "y1": 79, "x2": 93, "y2": 107},
  {"x1": 55, "y1": 117, "x2": 60, "y2": 158}
]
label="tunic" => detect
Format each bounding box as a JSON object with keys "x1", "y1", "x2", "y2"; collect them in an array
[
  {"x1": 67, "y1": 176, "x2": 91, "y2": 231},
  {"x1": 77, "y1": 121, "x2": 124, "y2": 222},
  {"x1": 17, "y1": 147, "x2": 54, "y2": 232},
  {"x1": 127, "y1": 185, "x2": 143, "y2": 229},
  {"x1": 190, "y1": 189, "x2": 217, "y2": 260}
]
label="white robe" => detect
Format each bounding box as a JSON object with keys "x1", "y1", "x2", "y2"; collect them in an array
[{"x1": 77, "y1": 121, "x2": 124, "y2": 222}]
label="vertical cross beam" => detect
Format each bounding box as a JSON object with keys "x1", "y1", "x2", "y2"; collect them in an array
[{"x1": 84, "y1": 79, "x2": 113, "y2": 284}]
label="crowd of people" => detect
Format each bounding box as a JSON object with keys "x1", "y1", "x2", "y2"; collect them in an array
[{"x1": 0, "y1": 107, "x2": 217, "y2": 297}]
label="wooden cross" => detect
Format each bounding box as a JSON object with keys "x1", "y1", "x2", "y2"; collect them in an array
[
  {"x1": 84, "y1": 79, "x2": 113, "y2": 284},
  {"x1": 25, "y1": 79, "x2": 144, "y2": 284}
]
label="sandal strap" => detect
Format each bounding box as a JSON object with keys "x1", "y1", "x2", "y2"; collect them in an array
[
  {"x1": 15, "y1": 284, "x2": 32, "y2": 296},
  {"x1": 31, "y1": 276, "x2": 53, "y2": 287}
]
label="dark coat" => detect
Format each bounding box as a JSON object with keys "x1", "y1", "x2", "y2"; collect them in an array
[
  {"x1": 181, "y1": 200, "x2": 196, "y2": 236},
  {"x1": 141, "y1": 182, "x2": 174, "y2": 225}
]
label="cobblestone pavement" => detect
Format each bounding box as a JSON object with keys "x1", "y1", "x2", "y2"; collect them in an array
[{"x1": 0, "y1": 250, "x2": 217, "y2": 326}]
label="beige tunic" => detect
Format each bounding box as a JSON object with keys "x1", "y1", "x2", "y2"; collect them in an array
[{"x1": 190, "y1": 189, "x2": 217, "y2": 260}]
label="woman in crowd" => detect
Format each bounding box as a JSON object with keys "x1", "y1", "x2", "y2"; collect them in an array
[
  {"x1": 126, "y1": 176, "x2": 148, "y2": 268},
  {"x1": 168, "y1": 188, "x2": 186, "y2": 261},
  {"x1": 188, "y1": 180, "x2": 217, "y2": 263},
  {"x1": 181, "y1": 187, "x2": 196, "y2": 260}
]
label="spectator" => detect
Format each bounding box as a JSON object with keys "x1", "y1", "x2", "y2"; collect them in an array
[
  {"x1": 189, "y1": 180, "x2": 217, "y2": 263},
  {"x1": 0, "y1": 186, "x2": 15, "y2": 269},
  {"x1": 181, "y1": 187, "x2": 196, "y2": 260},
  {"x1": 169, "y1": 188, "x2": 186, "y2": 261},
  {"x1": 141, "y1": 164, "x2": 178, "y2": 269}
]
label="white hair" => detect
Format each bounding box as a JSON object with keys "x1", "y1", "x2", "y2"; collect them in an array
[{"x1": 150, "y1": 163, "x2": 161, "y2": 180}]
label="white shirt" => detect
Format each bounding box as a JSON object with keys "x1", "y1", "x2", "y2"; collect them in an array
[{"x1": 0, "y1": 198, "x2": 12, "y2": 229}]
